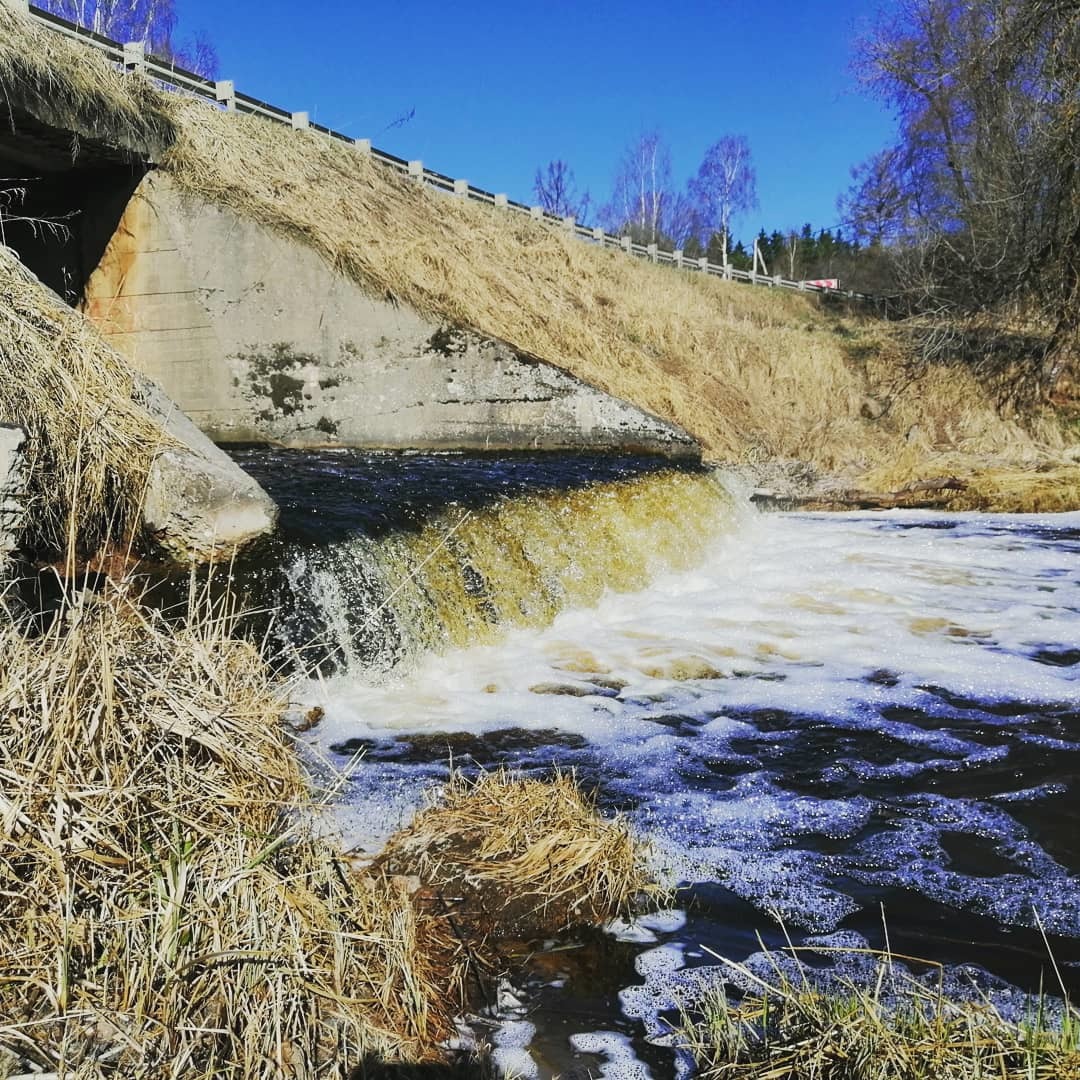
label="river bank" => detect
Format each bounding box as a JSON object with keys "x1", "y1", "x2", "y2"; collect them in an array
[{"x1": 0, "y1": 577, "x2": 654, "y2": 1077}]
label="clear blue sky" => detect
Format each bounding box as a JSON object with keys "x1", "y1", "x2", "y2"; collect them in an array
[{"x1": 177, "y1": 0, "x2": 895, "y2": 241}]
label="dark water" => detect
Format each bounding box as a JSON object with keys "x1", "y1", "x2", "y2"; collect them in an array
[
  {"x1": 227, "y1": 447, "x2": 684, "y2": 543},
  {"x1": 230, "y1": 449, "x2": 1080, "y2": 1078}
]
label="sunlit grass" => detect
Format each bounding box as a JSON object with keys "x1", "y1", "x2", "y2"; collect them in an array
[{"x1": 680, "y1": 941, "x2": 1080, "y2": 1079}]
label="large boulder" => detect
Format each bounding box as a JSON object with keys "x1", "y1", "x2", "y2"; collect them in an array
[{"x1": 136, "y1": 377, "x2": 278, "y2": 563}]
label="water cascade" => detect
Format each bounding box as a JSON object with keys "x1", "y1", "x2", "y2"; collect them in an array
[
  {"x1": 232, "y1": 447, "x2": 1080, "y2": 1080},
  {"x1": 236, "y1": 451, "x2": 739, "y2": 674}
]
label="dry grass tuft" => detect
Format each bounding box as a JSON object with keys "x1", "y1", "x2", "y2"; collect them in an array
[
  {"x1": 377, "y1": 769, "x2": 653, "y2": 937},
  {"x1": 0, "y1": 248, "x2": 167, "y2": 555},
  {"x1": 682, "y1": 946, "x2": 1080, "y2": 1079},
  {"x1": 0, "y1": 4, "x2": 174, "y2": 157},
  {"x1": 0, "y1": 584, "x2": 457, "y2": 1077}
]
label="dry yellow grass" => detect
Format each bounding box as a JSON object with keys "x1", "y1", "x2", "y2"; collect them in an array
[
  {"x1": 0, "y1": 247, "x2": 168, "y2": 556},
  {"x1": 682, "y1": 944, "x2": 1080, "y2": 1079},
  {"x1": 156, "y1": 97, "x2": 1071, "y2": 481},
  {"x1": 0, "y1": 580, "x2": 651, "y2": 1076},
  {"x1": 946, "y1": 464, "x2": 1080, "y2": 513},
  {"x1": 0, "y1": 4, "x2": 173, "y2": 156},
  {"x1": 0, "y1": 585, "x2": 455, "y2": 1076},
  {"x1": 378, "y1": 769, "x2": 653, "y2": 936}
]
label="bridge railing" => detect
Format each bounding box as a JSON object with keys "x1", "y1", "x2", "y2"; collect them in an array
[{"x1": 17, "y1": 0, "x2": 875, "y2": 303}]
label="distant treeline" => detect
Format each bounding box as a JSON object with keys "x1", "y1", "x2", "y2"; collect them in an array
[{"x1": 687, "y1": 226, "x2": 896, "y2": 295}]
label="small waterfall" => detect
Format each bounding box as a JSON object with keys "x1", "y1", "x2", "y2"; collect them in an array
[{"x1": 272, "y1": 467, "x2": 739, "y2": 675}]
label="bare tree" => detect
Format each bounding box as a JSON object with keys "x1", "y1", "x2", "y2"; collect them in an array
[
  {"x1": 601, "y1": 131, "x2": 678, "y2": 246},
  {"x1": 533, "y1": 160, "x2": 591, "y2": 222},
  {"x1": 687, "y1": 135, "x2": 757, "y2": 266},
  {"x1": 847, "y1": 0, "x2": 1080, "y2": 393},
  {"x1": 40, "y1": 0, "x2": 217, "y2": 76}
]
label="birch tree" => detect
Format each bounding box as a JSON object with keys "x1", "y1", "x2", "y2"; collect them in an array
[
  {"x1": 601, "y1": 131, "x2": 677, "y2": 245},
  {"x1": 687, "y1": 135, "x2": 757, "y2": 266},
  {"x1": 40, "y1": 0, "x2": 217, "y2": 75}
]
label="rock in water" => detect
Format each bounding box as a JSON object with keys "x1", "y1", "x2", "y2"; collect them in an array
[{"x1": 136, "y1": 377, "x2": 278, "y2": 564}]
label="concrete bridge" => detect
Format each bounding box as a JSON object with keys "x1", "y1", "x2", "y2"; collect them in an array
[{"x1": 0, "y1": 1, "x2": 700, "y2": 460}]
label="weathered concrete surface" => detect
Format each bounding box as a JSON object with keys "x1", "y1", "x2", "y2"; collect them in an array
[
  {"x1": 0, "y1": 424, "x2": 26, "y2": 566},
  {"x1": 135, "y1": 377, "x2": 278, "y2": 564},
  {"x1": 82, "y1": 172, "x2": 699, "y2": 458}
]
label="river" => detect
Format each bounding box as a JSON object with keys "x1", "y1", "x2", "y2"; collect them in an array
[{"x1": 231, "y1": 448, "x2": 1080, "y2": 1079}]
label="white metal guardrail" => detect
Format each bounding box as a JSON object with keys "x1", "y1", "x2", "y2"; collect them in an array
[{"x1": 15, "y1": 0, "x2": 874, "y2": 303}]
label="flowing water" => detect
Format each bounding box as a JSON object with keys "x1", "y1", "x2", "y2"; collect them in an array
[{"x1": 233, "y1": 448, "x2": 1080, "y2": 1079}]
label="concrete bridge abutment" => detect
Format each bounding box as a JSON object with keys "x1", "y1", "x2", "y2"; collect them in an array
[{"x1": 80, "y1": 172, "x2": 700, "y2": 459}]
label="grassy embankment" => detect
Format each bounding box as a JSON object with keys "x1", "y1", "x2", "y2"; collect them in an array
[
  {"x1": 680, "y1": 945, "x2": 1080, "y2": 1079},
  {"x1": 0, "y1": 128, "x2": 650, "y2": 1076},
  {"x1": 157, "y1": 105, "x2": 1078, "y2": 512}
]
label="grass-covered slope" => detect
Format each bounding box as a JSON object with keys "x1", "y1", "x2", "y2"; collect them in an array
[{"x1": 160, "y1": 96, "x2": 1071, "y2": 482}]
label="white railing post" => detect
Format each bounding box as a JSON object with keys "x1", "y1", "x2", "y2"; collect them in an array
[
  {"x1": 291, "y1": 111, "x2": 310, "y2": 130},
  {"x1": 453, "y1": 178, "x2": 469, "y2": 197},
  {"x1": 123, "y1": 41, "x2": 146, "y2": 74},
  {"x1": 354, "y1": 138, "x2": 372, "y2": 154},
  {"x1": 647, "y1": 243, "x2": 658, "y2": 262},
  {"x1": 214, "y1": 80, "x2": 236, "y2": 112},
  {"x1": 674, "y1": 249, "x2": 683, "y2": 269},
  {"x1": 621, "y1": 236, "x2": 632, "y2": 253},
  {"x1": 562, "y1": 215, "x2": 575, "y2": 231},
  {"x1": 408, "y1": 160, "x2": 424, "y2": 182},
  {"x1": 529, "y1": 206, "x2": 543, "y2": 220},
  {"x1": 699, "y1": 257, "x2": 709, "y2": 272},
  {"x1": 592, "y1": 227, "x2": 604, "y2": 243},
  {"x1": 494, "y1": 193, "x2": 508, "y2": 209}
]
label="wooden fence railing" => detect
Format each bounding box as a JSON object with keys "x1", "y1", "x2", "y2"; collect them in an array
[{"x1": 16, "y1": 0, "x2": 875, "y2": 303}]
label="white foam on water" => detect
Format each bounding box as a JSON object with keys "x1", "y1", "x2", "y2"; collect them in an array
[
  {"x1": 637, "y1": 910, "x2": 688, "y2": 934},
  {"x1": 568, "y1": 1031, "x2": 653, "y2": 1080},
  {"x1": 303, "y1": 508, "x2": 1080, "y2": 938},
  {"x1": 491, "y1": 1019, "x2": 538, "y2": 1080}
]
